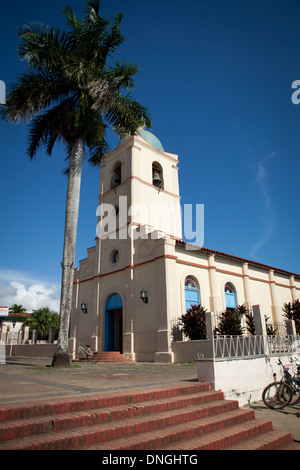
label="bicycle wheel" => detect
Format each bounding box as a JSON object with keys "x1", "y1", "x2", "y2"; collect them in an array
[{"x1": 262, "y1": 381, "x2": 293, "y2": 409}]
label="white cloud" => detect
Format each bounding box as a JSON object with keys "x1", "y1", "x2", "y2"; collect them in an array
[
  {"x1": 250, "y1": 152, "x2": 276, "y2": 258},
  {"x1": 0, "y1": 270, "x2": 60, "y2": 312}
]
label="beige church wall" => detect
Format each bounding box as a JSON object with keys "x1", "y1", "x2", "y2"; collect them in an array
[
  {"x1": 98, "y1": 237, "x2": 131, "y2": 276},
  {"x1": 215, "y1": 256, "x2": 244, "y2": 277},
  {"x1": 174, "y1": 245, "x2": 210, "y2": 269},
  {"x1": 131, "y1": 183, "x2": 181, "y2": 238},
  {"x1": 248, "y1": 265, "x2": 270, "y2": 282},
  {"x1": 215, "y1": 272, "x2": 246, "y2": 313},
  {"x1": 128, "y1": 139, "x2": 178, "y2": 192},
  {"x1": 294, "y1": 277, "x2": 300, "y2": 291},
  {"x1": 99, "y1": 146, "x2": 130, "y2": 195},
  {"x1": 77, "y1": 245, "x2": 98, "y2": 281},
  {"x1": 248, "y1": 277, "x2": 272, "y2": 317},
  {"x1": 175, "y1": 261, "x2": 211, "y2": 315},
  {"x1": 70, "y1": 277, "x2": 100, "y2": 351},
  {"x1": 174, "y1": 246, "x2": 212, "y2": 314},
  {"x1": 131, "y1": 259, "x2": 165, "y2": 333},
  {"x1": 273, "y1": 272, "x2": 294, "y2": 314},
  {"x1": 70, "y1": 129, "x2": 300, "y2": 363}
]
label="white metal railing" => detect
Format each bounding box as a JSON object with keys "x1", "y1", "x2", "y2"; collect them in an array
[
  {"x1": 197, "y1": 334, "x2": 300, "y2": 360},
  {"x1": 267, "y1": 334, "x2": 300, "y2": 354},
  {"x1": 212, "y1": 334, "x2": 265, "y2": 358}
]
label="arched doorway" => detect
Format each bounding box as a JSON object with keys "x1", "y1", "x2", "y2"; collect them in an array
[{"x1": 105, "y1": 293, "x2": 123, "y2": 352}]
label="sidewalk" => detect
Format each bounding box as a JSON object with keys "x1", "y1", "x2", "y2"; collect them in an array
[{"x1": 0, "y1": 356, "x2": 299, "y2": 446}]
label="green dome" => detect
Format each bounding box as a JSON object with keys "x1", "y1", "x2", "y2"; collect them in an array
[{"x1": 118, "y1": 127, "x2": 164, "y2": 152}]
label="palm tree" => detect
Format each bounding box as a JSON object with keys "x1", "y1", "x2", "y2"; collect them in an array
[
  {"x1": 24, "y1": 307, "x2": 59, "y2": 340},
  {"x1": 9, "y1": 304, "x2": 26, "y2": 313},
  {"x1": 1, "y1": 0, "x2": 151, "y2": 367}
]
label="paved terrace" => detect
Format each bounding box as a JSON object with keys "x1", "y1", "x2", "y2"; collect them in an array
[{"x1": 0, "y1": 356, "x2": 299, "y2": 446}]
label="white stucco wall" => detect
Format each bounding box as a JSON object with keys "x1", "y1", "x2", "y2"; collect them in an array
[{"x1": 196, "y1": 354, "x2": 294, "y2": 406}]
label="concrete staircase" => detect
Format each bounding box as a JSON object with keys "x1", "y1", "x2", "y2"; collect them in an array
[
  {"x1": 0, "y1": 382, "x2": 294, "y2": 450},
  {"x1": 93, "y1": 352, "x2": 132, "y2": 362},
  {"x1": 77, "y1": 351, "x2": 132, "y2": 363}
]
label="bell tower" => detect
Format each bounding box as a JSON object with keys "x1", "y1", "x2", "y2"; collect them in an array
[
  {"x1": 97, "y1": 127, "x2": 182, "y2": 242},
  {"x1": 71, "y1": 128, "x2": 181, "y2": 363}
]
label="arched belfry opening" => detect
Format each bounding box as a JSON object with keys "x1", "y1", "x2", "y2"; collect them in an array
[
  {"x1": 111, "y1": 161, "x2": 122, "y2": 189},
  {"x1": 152, "y1": 161, "x2": 164, "y2": 189}
]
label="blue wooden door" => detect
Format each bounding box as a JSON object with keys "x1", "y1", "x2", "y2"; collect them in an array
[
  {"x1": 105, "y1": 294, "x2": 122, "y2": 351},
  {"x1": 105, "y1": 310, "x2": 115, "y2": 351}
]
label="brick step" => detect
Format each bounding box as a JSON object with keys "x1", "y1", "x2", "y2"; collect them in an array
[
  {"x1": 221, "y1": 429, "x2": 294, "y2": 450},
  {"x1": 0, "y1": 381, "x2": 294, "y2": 451},
  {"x1": 0, "y1": 400, "x2": 245, "y2": 450},
  {"x1": 79, "y1": 408, "x2": 257, "y2": 450},
  {"x1": 0, "y1": 389, "x2": 223, "y2": 442},
  {"x1": 163, "y1": 419, "x2": 292, "y2": 450},
  {"x1": 0, "y1": 382, "x2": 210, "y2": 423},
  {"x1": 78, "y1": 352, "x2": 132, "y2": 362}
]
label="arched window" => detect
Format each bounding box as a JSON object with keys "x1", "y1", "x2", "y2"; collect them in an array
[
  {"x1": 184, "y1": 276, "x2": 200, "y2": 312},
  {"x1": 152, "y1": 162, "x2": 164, "y2": 189},
  {"x1": 225, "y1": 282, "x2": 236, "y2": 309},
  {"x1": 111, "y1": 162, "x2": 122, "y2": 189}
]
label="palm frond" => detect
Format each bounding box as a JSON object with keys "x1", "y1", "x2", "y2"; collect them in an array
[
  {"x1": 2, "y1": 0, "x2": 152, "y2": 161},
  {"x1": 105, "y1": 91, "x2": 152, "y2": 137},
  {"x1": 18, "y1": 22, "x2": 70, "y2": 70},
  {"x1": 2, "y1": 70, "x2": 72, "y2": 123},
  {"x1": 108, "y1": 61, "x2": 138, "y2": 90},
  {"x1": 26, "y1": 97, "x2": 77, "y2": 159}
]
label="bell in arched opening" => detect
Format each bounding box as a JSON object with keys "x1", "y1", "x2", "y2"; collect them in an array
[{"x1": 152, "y1": 162, "x2": 164, "y2": 189}]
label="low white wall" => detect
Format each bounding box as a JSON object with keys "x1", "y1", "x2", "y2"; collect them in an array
[
  {"x1": 172, "y1": 340, "x2": 213, "y2": 363},
  {"x1": 5, "y1": 344, "x2": 57, "y2": 358},
  {"x1": 196, "y1": 354, "x2": 292, "y2": 406}
]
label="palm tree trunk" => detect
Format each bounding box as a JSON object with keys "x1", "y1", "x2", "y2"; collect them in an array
[{"x1": 52, "y1": 137, "x2": 84, "y2": 367}]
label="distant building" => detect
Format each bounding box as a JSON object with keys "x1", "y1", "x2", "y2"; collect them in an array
[
  {"x1": 0, "y1": 308, "x2": 30, "y2": 335},
  {"x1": 69, "y1": 129, "x2": 300, "y2": 362}
]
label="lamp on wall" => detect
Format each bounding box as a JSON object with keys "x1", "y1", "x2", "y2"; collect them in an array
[
  {"x1": 140, "y1": 289, "x2": 148, "y2": 304},
  {"x1": 81, "y1": 302, "x2": 87, "y2": 313}
]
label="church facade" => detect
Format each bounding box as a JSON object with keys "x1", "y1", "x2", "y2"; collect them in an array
[{"x1": 69, "y1": 130, "x2": 300, "y2": 362}]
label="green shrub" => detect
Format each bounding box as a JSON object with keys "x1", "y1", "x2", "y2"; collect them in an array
[
  {"x1": 282, "y1": 300, "x2": 300, "y2": 334},
  {"x1": 179, "y1": 305, "x2": 207, "y2": 340},
  {"x1": 214, "y1": 305, "x2": 246, "y2": 336}
]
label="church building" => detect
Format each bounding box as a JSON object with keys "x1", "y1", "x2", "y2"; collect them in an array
[{"x1": 69, "y1": 129, "x2": 300, "y2": 362}]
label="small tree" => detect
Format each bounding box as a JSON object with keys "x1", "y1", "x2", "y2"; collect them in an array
[
  {"x1": 24, "y1": 307, "x2": 59, "y2": 340},
  {"x1": 214, "y1": 305, "x2": 245, "y2": 336},
  {"x1": 264, "y1": 315, "x2": 277, "y2": 336},
  {"x1": 179, "y1": 305, "x2": 207, "y2": 340},
  {"x1": 282, "y1": 300, "x2": 300, "y2": 334},
  {"x1": 9, "y1": 304, "x2": 26, "y2": 313}
]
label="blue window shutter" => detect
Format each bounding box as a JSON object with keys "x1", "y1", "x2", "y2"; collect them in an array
[
  {"x1": 185, "y1": 285, "x2": 199, "y2": 312},
  {"x1": 224, "y1": 283, "x2": 236, "y2": 308},
  {"x1": 225, "y1": 292, "x2": 236, "y2": 309}
]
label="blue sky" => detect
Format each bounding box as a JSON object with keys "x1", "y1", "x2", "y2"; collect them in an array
[{"x1": 1, "y1": 0, "x2": 300, "y2": 311}]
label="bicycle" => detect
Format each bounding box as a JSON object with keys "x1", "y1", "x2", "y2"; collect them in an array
[
  {"x1": 262, "y1": 358, "x2": 300, "y2": 409},
  {"x1": 74, "y1": 343, "x2": 96, "y2": 362}
]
